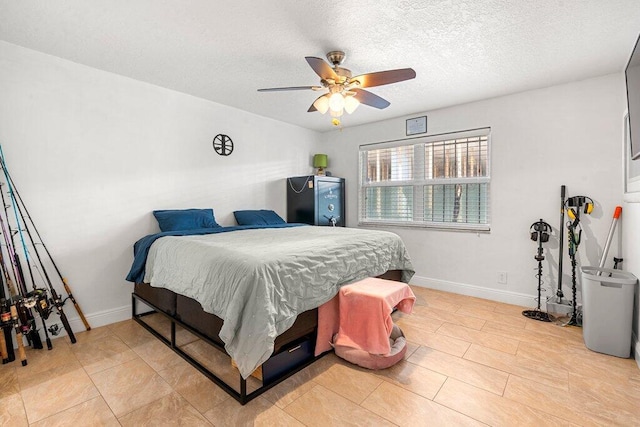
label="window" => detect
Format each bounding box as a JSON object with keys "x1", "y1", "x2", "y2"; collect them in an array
[{"x1": 359, "y1": 128, "x2": 490, "y2": 231}]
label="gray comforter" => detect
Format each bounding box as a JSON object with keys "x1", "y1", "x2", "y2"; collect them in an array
[{"x1": 143, "y1": 226, "x2": 414, "y2": 378}]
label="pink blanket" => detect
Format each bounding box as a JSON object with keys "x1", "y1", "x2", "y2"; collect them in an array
[{"x1": 315, "y1": 277, "x2": 415, "y2": 356}]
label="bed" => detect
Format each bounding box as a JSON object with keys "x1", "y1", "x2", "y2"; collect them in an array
[{"x1": 127, "y1": 223, "x2": 414, "y2": 404}]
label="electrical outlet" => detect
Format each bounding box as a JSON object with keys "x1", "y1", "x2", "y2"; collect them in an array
[{"x1": 498, "y1": 271, "x2": 508, "y2": 284}]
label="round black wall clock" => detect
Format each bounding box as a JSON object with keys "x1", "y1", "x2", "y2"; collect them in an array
[{"x1": 212, "y1": 134, "x2": 234, "y2": 156}]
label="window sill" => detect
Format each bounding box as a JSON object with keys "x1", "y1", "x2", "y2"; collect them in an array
[{"x1": 358, "y1": 220, "x2": 490, "y2": 233}]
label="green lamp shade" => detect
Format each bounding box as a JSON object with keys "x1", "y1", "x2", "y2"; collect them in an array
[{"x1": 313, "y1": 154, "x2": 328, "y2": 168}]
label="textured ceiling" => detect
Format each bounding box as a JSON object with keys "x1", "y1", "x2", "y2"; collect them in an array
[{"x1": 1, "y1": 1, "x2": 639, "y2": 132}]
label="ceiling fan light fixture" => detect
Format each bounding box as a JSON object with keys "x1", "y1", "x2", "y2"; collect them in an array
[
  {"x1": 329, "y1": 108, "x2": 343, "y2": 118},
  {"x1": 329, "y1": 92, "x2": 345, "y2": 113},
  {"x1": 344, "y1": 95, "x2": 360, "y2": 114},
  {"x1": 313, "y1": 95, "x2": 330, "y2": 114},
  {"x1": 258, "y1": 50, "x2": 416, "y2": 127}
]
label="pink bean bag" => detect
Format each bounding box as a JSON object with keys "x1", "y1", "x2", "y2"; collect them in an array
[{"x1": 332, "y1": 324, "x2": 407, "y2": 370}]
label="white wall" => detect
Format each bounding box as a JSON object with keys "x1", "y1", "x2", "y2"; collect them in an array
[
  {"x1": 322, "y1": 74, "x2": 626, "y2": 310},
  {"x1": 0, "y1": 41, "x2": 320, "y2": 331}
]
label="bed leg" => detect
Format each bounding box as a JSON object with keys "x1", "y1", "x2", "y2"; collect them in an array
[
  {"x1": 240, "y1": 376, "x2": 247, "y2": 404},
  {"x1": 170, "y1": 321, "x2": 176, "y2": 348}
]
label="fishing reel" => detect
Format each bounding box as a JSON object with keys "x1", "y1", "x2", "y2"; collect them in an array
[
  {"x1": 23, "y1": 288, "x2": 52, "y2": 320},
  {"x1": 0, "y1": 298, "x2": 11, "y2": 326}
]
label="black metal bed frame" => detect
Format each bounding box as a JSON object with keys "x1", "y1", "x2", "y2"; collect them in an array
[{"x1": 131, "y1": 292, "x2": 325, "y2": 405}]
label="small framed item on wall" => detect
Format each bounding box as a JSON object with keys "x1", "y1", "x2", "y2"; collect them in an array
[
  {"x1": 406, "y1": 116, "x2": 427, "y2": 136},
  {"x1": 213, "y1": 134, "x2": 234, "y2": 156}
]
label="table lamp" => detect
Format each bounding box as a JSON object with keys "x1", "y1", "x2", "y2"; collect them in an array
[{"x1": 313, "y1": 154, "x2": 328, "y2": 176}]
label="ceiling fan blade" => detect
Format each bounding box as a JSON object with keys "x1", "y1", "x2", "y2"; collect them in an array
[
  {"x1": 258, "y1": 86, "x2": 321, "y2": 92},
  {"x1": 349, "y1": 68, "x2": 416, "y2": 88},
  {"x1": 305, "y1": 57, "x2": 338, "y2": 80},
  {"x1": 352, "y1": 88, "x2": 390, "y2": 109}
]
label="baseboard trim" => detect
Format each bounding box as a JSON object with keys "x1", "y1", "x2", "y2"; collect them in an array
[
  {"x1": 71, "y1": 304, "x2": 132, "y2": 330},
  {"x1": 410, "y1": 275, "x2": 537, "y2": 308}
]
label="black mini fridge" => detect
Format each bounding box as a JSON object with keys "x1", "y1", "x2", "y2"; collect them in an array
[{"x1": 286, "y1": 175, "x2": 345, "y2": 226}]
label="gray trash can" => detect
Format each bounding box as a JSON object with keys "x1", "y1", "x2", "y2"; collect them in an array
[{"x1": 581, "y1": 266, "x2": 638, "y2": 358}]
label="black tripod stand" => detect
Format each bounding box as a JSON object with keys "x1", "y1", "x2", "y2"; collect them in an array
[{"x1": 522, "y1": 219, "x2": 554, "y2": 322}]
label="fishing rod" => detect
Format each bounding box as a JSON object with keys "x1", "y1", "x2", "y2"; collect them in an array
[
  {"x1": 10, "y1": 303, "x2": 27, "y2": 366},
  {"x1": 0, "y1": 176, "x2": 49, "y2": 349},
  {"x1": 0, "y1": 151, "x2": 75, "y2": 344},
  {"x1": 0, "y1": 266, "x2": 14, "y2": 363},
  {"x1": 0, "y1": 252, "x2": 27, "y2": 366},
  {"x1": 0, "y1": 262, "x2": 27, "y2": 366},
  {"x1": 0, "y1": 306, "x2": 8, "y2": 364},
  {"x1": 0, "y1": 248, "x2": 25, "y2": 365},
  {"x1": 1, "y1": 180, "x2": 75, "y2": 344},
  {"x1": 0, "y1": 148, "x2": 89, "y2": 331},
  {"x1": 0, "y1": 204, "x2": 42, "y2": 349},
  {"x1": 0, "y1": 297, "x2": 8, "y2": 364},
  {"x1": 0, "y1": 202, "x2": 43, "y2": 349},
  {"x1": 0, "y1": 181, "x2": 52, "y2": 350}
]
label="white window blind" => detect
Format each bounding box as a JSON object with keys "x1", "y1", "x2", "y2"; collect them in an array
[{"x1": 359, "y1": 128, "x2": 491, "y2": 231}]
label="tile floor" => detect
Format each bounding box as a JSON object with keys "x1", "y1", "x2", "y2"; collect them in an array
[{"x1": 1, "y1": 286, "x2": 639, "y2": 426}]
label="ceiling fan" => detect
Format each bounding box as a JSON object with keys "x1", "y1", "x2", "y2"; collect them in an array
[{"x1": 258, "y1": 51, "x2": 416, "y2": 126}]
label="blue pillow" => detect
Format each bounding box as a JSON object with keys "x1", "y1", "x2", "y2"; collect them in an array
[
  {"x1": 233, "y1": 209, "x2": 286, "y2": 226},
  {"x1": 153, "y1": 209, "x2": 221, "y2": 232}
]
